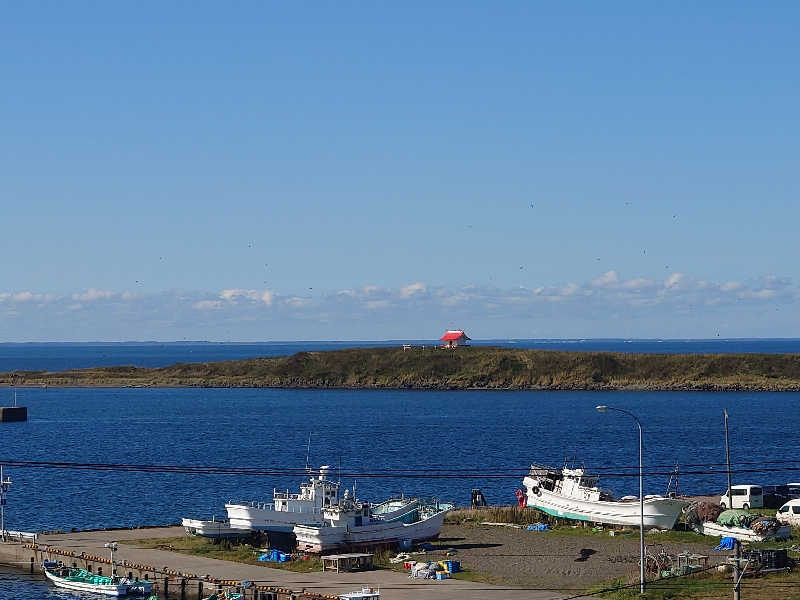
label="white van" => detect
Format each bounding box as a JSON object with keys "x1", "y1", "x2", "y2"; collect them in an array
[
  {"x1": 777, "y1": 499, "x2": 800, "y2": 526},
  {"x1": 719, "y1": 485, "x2": 764, "y2": 509}
]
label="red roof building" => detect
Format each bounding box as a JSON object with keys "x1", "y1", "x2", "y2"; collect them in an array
[{"x1": 439, "y1": 330, "x2": 471, "y2": 347}]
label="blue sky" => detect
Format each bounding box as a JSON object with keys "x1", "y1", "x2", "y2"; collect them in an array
[{"x1": 2, "y1": 2, "x2": 798, "y2": 341}]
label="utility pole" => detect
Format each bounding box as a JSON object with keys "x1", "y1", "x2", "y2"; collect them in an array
[
  {"x1": 733, "y1": 540, "x2": 741, "y2": 600},
  {"x1": 0, "y1": 466, "x2": 10, "y2": 542}
]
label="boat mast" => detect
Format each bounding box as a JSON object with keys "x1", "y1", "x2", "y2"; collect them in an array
[{"x1": 305, "y1": 433, "x2": 312, "y2": 473}]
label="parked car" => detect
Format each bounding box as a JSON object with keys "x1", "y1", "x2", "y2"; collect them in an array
[
  {"x1": 776, "y1": 499, "x2": 800, "y2": 526},
  {"x1": 763, "y1": 485, "x2": 791, "y2": 508},
  {"x1": 719, "y1": 485, "x2": 764, "y2": 510}
]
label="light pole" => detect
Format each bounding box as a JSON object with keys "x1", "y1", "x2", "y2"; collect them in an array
[
  {"x1": 596, "y1": 405, "x2": 645, "y2": 595},
  {"x1": 0, "y1": 466, "x2": 10, "y2": 542}
]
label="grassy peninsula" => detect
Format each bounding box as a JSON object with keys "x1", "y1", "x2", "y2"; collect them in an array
[{"x1": 3, "y1": 346, "x2": 800, "y2": 391}]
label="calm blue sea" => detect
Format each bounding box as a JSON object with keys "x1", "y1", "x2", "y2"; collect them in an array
[{"x1": 1, "y1": 341, "x2": 800, "y2": 596}]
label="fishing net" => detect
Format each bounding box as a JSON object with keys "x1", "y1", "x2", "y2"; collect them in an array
[
  {"x1": 683, "y1": 501, "x2": 723, "y2": 527},
  {"x1": 749, "y1": 516, "x2": 782, "y2": 535}
]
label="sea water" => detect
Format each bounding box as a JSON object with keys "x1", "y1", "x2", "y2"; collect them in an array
[{"x1": 1, "y1": 341, "x2": 799, "y2": 595}]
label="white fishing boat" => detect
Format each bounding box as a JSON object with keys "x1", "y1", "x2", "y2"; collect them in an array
[
  {"x1": 225, "y1": 466, "x2": 341, "y2": 532},
  {"x1": 294, "y1": 491, "x2": 452, "y2": 553},
  {"x1": 694, "y1": 521, "x2": 792, "y2": 542},
  {"x1": 522, "y1": 464, "x2": 688, "y2": 529},
  {"x1": 182, "y1": 516, "x2": 249, "y2": 539}
]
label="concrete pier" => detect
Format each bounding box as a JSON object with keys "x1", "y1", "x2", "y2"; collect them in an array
[
  {"x1": 0, "y1": 526, "x2": 559, "y2": 600},
  {"x1": 0, "y1": 406, "x2": 27, "y2": 422}
]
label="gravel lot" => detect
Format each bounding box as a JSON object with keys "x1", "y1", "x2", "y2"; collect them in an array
[{"x1": 427, "y1": 523, "x2": 732, "y2": 589}]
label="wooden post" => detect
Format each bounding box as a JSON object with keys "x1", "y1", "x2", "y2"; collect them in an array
[
  {"x1": 30, "y1": 557, "x2": 34, "y2": 574},
  {"x1": 198, "y1": 581, "x2": 203, "y2": 599},
  {"x1": 180, "y1": 577, "x2": 186, "y2": 599}
]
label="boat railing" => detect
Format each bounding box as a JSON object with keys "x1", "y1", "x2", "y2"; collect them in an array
[
  {"x1": 528, "y1": 463, "x2": 560, "y2": 479},
  {"x1": 227, "y1": 500, "x2": 275, "y2": 510}
]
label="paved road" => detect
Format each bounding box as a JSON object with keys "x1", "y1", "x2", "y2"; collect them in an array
[{"x1": 34, "y1": 527, "x2": 567, "y2": 600}]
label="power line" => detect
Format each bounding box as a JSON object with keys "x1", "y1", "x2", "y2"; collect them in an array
[{"x1": 2, "y1": 458, "x2": 800, "y2": 479}]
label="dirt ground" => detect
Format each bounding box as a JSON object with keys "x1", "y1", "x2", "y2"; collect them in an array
[{"x1": 426, "y1": 523, "x2": 732, "y2": 589}]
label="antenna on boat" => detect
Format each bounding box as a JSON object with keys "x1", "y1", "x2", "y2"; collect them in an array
[
  {"x1": 305, "y1": 433, "x2": 312, "y2": 473},
  {"x1": 665, "y1": 460, "x2": 680, "y2": 497},
  {"x1": 338, "y1": 455, "x2": 342, "y2": 485}
]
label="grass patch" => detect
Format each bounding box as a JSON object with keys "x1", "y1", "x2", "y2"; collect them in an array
[
  {"x1": 450, "y1": 568, "x2": 504, "y2": 585},
  {"x1": 7, "y1": 345, "x2": 800, "y2": 390},
  {"x1": 587, "y1": 569, "x2": 800, "y2": 600}
]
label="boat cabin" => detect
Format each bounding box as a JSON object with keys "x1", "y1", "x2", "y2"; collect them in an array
[{"x1": 273, "y1": 466, "x2": 340, "y2": 513}]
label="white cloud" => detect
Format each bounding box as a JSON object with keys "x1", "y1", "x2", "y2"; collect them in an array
[
  {"x1": 72, "y1": 288, "x2": 115, "y2": 302},
  {"x1": 591, "y1": 271, "x2": 619, "y2": 288},
  {"x1": 721, "y1": 281, "x2": 742, "y2": 292},
  {"x1": 194, "y1": 300, "x2": 223, "y2": 310},
  {"x1": 664, "y1": 273, "x2": 684, "y2": 288},
  {"x1": 400, "y1": 282, "x2": 426, "y2": 298},
  {"x1": 220, "y1": 289, "x2": 273, "y2": 305},
  {"x1": 0, "y1": 270, "x2": 795, "y2": 340},
  {"x1": 221, "y1": 289, "x2": 258, "y2": 302},
  {"x1": 284, "y1": 297, "x2": 312, "y2": 308},
  {"x1": 621, "y1": 278, "x2": 655, "y2": 291}
]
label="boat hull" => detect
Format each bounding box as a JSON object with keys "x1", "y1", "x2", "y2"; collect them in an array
[
  {"x1": 294, "y1": 510, "x2": 448, "y2": 553},
  {"x1": 696, "y1": 521, "x2": 792, "y2": 542},
  {"x1": 44, "y1": 568, "x2": 130, "y2": 596},
  {"x1": 225, "y1": 502, "x2": 324, "y2": 532},
  {"x1": 182, "y1": 517, "x2": 250, "y2": 539},
  {"x1": 523, "y1": 476, "x2": 687, "y2": 529}
]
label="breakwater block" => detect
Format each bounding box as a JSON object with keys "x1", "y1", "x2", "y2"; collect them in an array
[{"x1": 0, "y1": 406, "x2": 27, "y2": 422}]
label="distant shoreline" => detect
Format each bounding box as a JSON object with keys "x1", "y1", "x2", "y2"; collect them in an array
[{"x1": 2, "y1": 346, "x2": 800, "y2": 391}]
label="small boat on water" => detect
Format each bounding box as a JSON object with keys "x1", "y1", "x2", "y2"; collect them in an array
[
  {"x1": 224, "y1": 466, "x2": 342, "y2": 532},
  {"x1": 182, "y1": 515, "x2": 249, "y2": 539},
  {"x1": 294, "y1": 491, "x2": 453, "y2": 553},
  {"x1": 522, "y1": 463, "x2": 688, "y2": 530},
  {"x1": 42, "y1": 561, "x2": 153, "y2": 597}
]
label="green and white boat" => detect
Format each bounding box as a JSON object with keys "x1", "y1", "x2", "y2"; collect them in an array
[
  {"x1": 42, "y1": 562, "x2": 134, "y2": 596},
  {"x1": 42, "y1": 541, "x2": 153, "y2": 596}
]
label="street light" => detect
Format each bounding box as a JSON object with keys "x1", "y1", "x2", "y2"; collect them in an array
[
  {"x1": 0, "y1": 467, "x2": 11, "y2": 543},
  {"x1": 596, "y1": 405, "x2": 645, "y2": 595}
]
